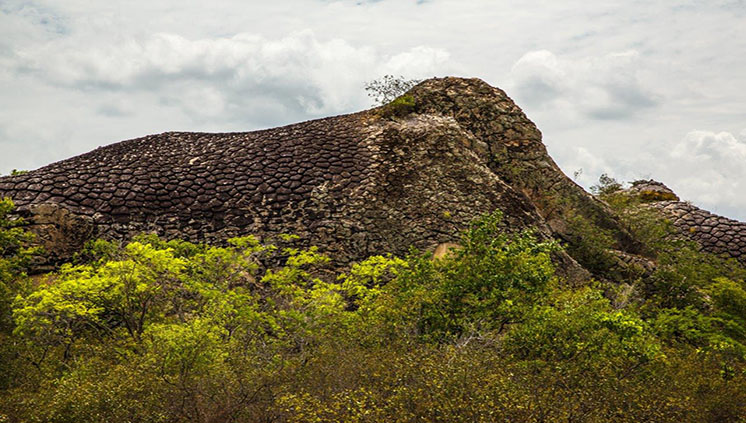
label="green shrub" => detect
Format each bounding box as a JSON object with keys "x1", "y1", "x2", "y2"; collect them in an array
[
  {"x1": 343, "y1": 211, "x2": 558, "y2": 344},
  {"x1": 3, "y1": 209, "x2": 746, "y2": 422},
  {"x1": 378, "y1": 94, "x2": 416, "y2": 119}
]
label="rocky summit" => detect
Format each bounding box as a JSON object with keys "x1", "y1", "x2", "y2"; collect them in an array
[{"x1": 0, "y1": 77, "x2": 742, "y2": 277}]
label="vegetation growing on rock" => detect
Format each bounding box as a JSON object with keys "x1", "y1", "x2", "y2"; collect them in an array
[
  {"x1": 364, "y1": 75, "x2": 421, "y2": 105},
  {"x1": 378, "y1": 94, "x2": 417, "y2": 119},
  {"x1": 0, "y1": 77, "x2": 745, "y2": 421}
]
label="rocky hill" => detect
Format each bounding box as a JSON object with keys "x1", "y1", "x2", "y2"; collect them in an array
[{"x1": 0, "y1": 77, "x2": 742, "y2": 277}]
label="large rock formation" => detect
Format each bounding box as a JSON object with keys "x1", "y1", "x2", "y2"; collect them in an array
[{"x1": 0, "y1": 77, "x2": 642, "y2": 279}]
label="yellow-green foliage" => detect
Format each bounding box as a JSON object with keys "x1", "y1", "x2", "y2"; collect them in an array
[
  {"x1": 378, "y1": 94, "x2": 416, "y2": 119},
  {"x1": 1, "y1": 208, "x2": 746, "y2": 421},
  {"x1": 639, "y1": 190, "x2": 679, "y2": 202},
  {"x1": 0, "y1": 198, "x2": 38, "y2": 398},
  {"x1": 340, "y1": 212, "x2": 559, "y2": 344}
]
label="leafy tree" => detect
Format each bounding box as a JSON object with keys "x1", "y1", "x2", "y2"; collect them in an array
[
  {"x1": 590, "y1": 173, "x2": 623, "y2": 196},
  {"x1": 7, "y1": 234, "x2": 345, "y2": 421},
  {"x1": 343, "y1": 212, "x2": 558, "y2": 344},
  {"x1": 600, "y1": 185, "x2": 746, "y2": 360},
  {"x1": 0, "y1": 198, "x2": 36, "y2": 331},
  {"x1": 4, "y1": 208, "x2": 746, "y2": 422},
  {"x1": 0, "y1": 198, "x2": 38, "y2": 395},
  {"x1": 13, "y1": 241, "x2": 189, "y2": 353}
]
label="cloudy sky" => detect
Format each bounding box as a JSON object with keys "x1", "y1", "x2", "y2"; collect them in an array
[{"x1": 1, "y1": 0, "x2": 745, "y2": 219}]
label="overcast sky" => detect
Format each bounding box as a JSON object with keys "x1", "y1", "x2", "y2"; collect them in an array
[{"x1": 1, "y1": 0, "x2": 745, "y2": 220}]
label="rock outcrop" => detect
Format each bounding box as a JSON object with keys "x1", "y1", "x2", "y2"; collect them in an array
[
  {"x1": 0, "y1": 77, "x2": 646, "y2": 280},
  {"x1": 625, "y1": 180, "x2": 679, "y2": 202},
  {"x1": 623, "y1": 180, "x2": 746, "y2": 263}
]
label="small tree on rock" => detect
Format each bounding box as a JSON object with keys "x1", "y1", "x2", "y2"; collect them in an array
[
  {"x1": 591, "y1": 173, "x2": 623, "y2": 196},
  {"x1": 365, "y1": 75, "x2": 421, "y2": 105}
]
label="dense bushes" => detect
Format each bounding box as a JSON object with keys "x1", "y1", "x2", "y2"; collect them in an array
[{"x1": 0, "y1": 205, "x2": 745, "y2": 422}]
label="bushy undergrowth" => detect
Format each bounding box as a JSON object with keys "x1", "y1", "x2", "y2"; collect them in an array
[{"x1": 0, "y1": 202, "x2": 745, "y2": 422}]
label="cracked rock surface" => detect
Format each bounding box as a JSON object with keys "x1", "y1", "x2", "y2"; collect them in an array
[
  {"x1": 654, "y1": 202, "x2": 746, "y2": 263},
  {"x1": 0, "y1": 77, "x2": 650, "y2": 280},
  {"x1": 623, "y1": 180, "x2": 746, "y2": 264}
]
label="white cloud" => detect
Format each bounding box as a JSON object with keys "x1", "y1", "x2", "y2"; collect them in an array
[
  {"x1": 665, "y1": 130, "x2": 746, "y2": 210},
  {"x1": 671, "y1": 131, "x2": 746, "y2": 170},
  {"x1": 508, "y1": 50, "x2": 658, "y2": 121},
  {"x1": 14, "y1": 30, "x2": 452, "y2": 120},
  {"x1": 555, "y1": 146, "x2": 615, "y2": 189}
]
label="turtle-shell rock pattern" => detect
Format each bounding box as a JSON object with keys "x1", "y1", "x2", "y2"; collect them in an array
[
  {"x1": 622, "y1": 180, "x2": 746, "y2": 264},
  {"x1": 655, "y1": 201, "x2": 746, "y2": 262},
  {"x1": 1, "y1": 78, "x2": 584, "y2": 271}
]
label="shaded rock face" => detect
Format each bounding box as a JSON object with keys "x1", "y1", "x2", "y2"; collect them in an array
[
  {"x1": 22, "y1": 203, "x2": 94, "y2": 271},
  {"x1": 0, "y1": 77, "x2": 637, "y2": 279},
  {"x1": 623, "y1": 181, "x2": 746, "y2": 264},
  {"x1": 408, "y1": 79, "x2": 641, "y2": 254}
]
